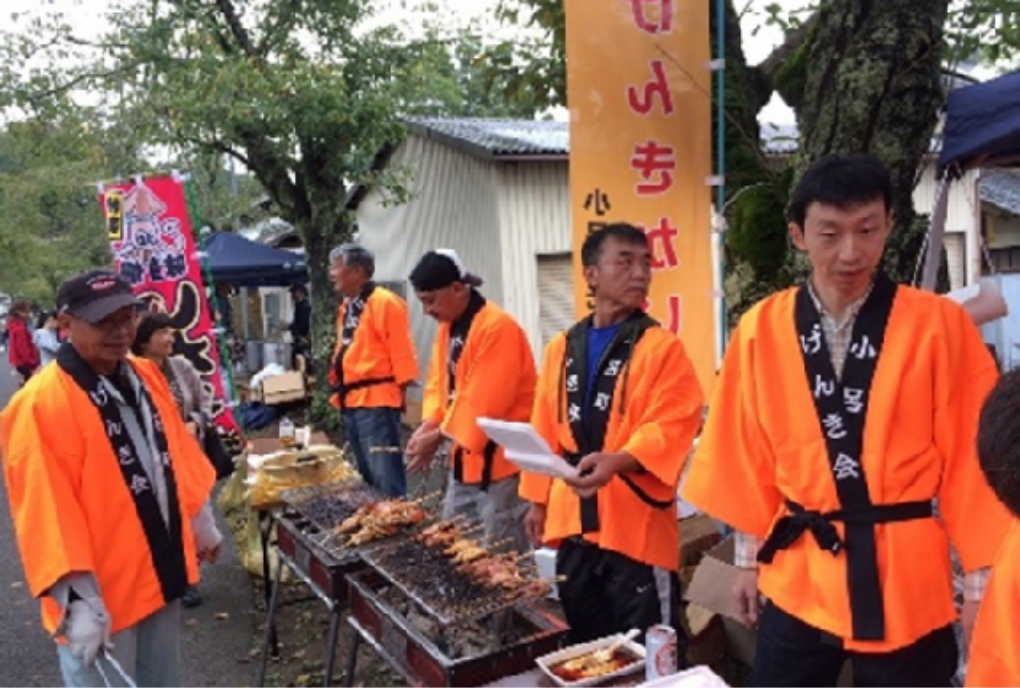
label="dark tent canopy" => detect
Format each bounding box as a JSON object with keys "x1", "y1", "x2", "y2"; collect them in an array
[
  {"x1": 202, "y1": 231, "x2": 308, "y2": 287},
  {"x1": 939, "y1": 70, "x2": 1020, "y2": 176}
]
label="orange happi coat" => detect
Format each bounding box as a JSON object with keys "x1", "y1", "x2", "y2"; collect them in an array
[
  {"x1": 0, "y1": 356, "x2": 215, "y2": 635},
  {"x1": 683, "y1": 284, "x2": 1010, "y2": 652},
  {"x1": 422, "y1": 300, "x2": 536, "y2": 484},
  {"x1": 967, "y1": 519, "x2": 1020, "y2": 687},
  {"x1": 520, "y1": 325, "x2": 703, "y2": 571},
  {"x1": 330, "y1": 286, "x2": 419, "y2": 409}
]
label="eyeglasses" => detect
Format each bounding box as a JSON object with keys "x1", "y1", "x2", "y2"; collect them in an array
[{"x1": 88, "y1": 311, "x2": 139, "y2": 333}]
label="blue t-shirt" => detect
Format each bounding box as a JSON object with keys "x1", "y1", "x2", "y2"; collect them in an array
[{"x1": 584, "y1": 324, "x2": 620, "y2": 417}]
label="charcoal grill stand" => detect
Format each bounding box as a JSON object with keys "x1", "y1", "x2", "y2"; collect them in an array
[{"x1": 258, "y1": 547, "x2": 349, "y2": 687}]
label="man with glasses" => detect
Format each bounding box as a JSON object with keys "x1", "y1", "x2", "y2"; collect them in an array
[{"x1": 0, "y1": 269, "x2": 222, "y2": 687}]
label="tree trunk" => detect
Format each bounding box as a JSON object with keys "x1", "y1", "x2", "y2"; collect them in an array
[
  {"x1": 297, "y1": 213, "x2": 354, "y2": 428},
  {"x1": 792, "y1": 0, "x2": 951, "y2": 287},
  {"x1": 714, "y1": 0, "x2": 797, "y2": 324}
]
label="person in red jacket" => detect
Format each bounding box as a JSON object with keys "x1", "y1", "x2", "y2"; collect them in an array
[{"x1": 7, "y1": 301, "x2": 40, "y2": 386}]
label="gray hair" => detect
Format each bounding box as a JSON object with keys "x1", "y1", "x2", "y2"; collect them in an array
[{"x1": 329, "y1": 243, "x2": 375, "y2": 278}]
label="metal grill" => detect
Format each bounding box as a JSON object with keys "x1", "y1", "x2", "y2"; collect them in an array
[{"x1": 360, "y1": 536, "x2": 550, "y2": 627}]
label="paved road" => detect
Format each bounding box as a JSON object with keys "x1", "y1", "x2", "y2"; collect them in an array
[{"x1": 0, "y1": 356, "x2": 258, "y2": 686}]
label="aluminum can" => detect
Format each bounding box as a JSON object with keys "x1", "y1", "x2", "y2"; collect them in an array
[{"x1": 645, "y1": 624, "x2": 678, "y2": 680}]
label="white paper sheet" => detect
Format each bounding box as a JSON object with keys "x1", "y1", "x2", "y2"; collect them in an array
[{"x1": 477, "y1": 418, "x2": 580, "y2": 480}]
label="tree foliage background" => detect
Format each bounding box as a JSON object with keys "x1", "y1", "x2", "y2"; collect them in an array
[{"x1": 0, "y1": 0, "x2": 540, "y2": 410}]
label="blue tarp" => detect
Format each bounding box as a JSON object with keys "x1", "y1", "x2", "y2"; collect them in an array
[
  {"x1": 940, "y1": 70, "x2": 1020, "y2": 176},
  {"x1": 202, "y1": 231, "x2": 308, "y2": 287}
]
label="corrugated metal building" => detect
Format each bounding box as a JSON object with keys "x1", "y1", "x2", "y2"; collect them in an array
[{"x1": 354, "y1": 119, "x2": 573, "y2": 379}]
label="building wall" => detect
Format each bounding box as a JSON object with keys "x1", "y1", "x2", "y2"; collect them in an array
[
  {"x1": 913, "y1": 164, "x2": 981, "y2": 287},
  {"x1": 494, "y1": 161, "x2": 572, "y2": 360},
  {"x1": 986, "y1": 210, "x2": 1020, "y2": 249},
  {"x1": 356, "y1": 136, "x2": 503, "y2": 390}
]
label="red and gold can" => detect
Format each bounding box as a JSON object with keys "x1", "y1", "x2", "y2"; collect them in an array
[{"x1": 645, "y1": 624, "x2": 678, "y2": 680}]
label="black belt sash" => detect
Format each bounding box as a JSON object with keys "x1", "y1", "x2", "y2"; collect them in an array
[
  {"x1": 338, "y1": 375, "x2": 397, "y2": 410},
  {"x1": 759, "y1": 273, "x2": 932, "y2": 642},
  {"x1": 758, "y1": 498, "x2": 933, "y2": 563},
  {"x1": 447, "y1": 290, "x2": 493, "y2": 489},
  {"x1": 563, "y1": 312, "x2": 657, "y2": 533},
  {"x1": 333, "y1": 282, "x2": 377, "y2": 404},
  {"x1": 57, "y1": 343, "x2": 189, "y2": 604}
]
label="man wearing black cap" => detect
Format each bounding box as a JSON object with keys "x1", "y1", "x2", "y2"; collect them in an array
[
  {"x1": 0, "y1": 268, "x2": 222, "y2": 687},
  {"x1": 406, "y1": 249, "x2": 535, "y2": 553}
]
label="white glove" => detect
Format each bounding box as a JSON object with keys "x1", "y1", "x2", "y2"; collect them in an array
[
  {"x1": 64, "y1": 598, "x2": 113, "y2": 666},
  {"x1": 192, "y1": 501, "x2": 223, "y2": 562}
]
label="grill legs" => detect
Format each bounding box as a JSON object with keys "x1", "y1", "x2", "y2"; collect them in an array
[
  {"x1": 344, "y1": 629, "x2": 362, "y2": 688},
  {"x1": 258, "y1": 551, "x2": 285, "y2": 686},
  {"x1": 323, "y1": 607, "x2": 343, "y2": 687}
]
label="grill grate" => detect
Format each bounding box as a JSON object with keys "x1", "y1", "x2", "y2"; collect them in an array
[{"x1": 361, "y1": 538, "x2": 548, "y2": 626}]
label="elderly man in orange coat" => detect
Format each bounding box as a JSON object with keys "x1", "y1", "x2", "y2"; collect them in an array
[{"x1": 1, "y1": 269, "x2": 220, "y2": 687}]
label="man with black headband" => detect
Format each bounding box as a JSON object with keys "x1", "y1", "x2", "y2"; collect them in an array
[
  {"x1": 328, "y1": 243, "x2": 419, "y2": 497},
  {"x1": 0, "y1": 269, "x2": 221, "y2": 687},
  {"x1": 519, "y1": 223, "x2": 703, "y2": 645},
  {"x1": 406, "y1": 249, "x2": 534, "y2": 553},
  {"x1": 684, "y1": 154, "x2": 1009, "y2": 686}
]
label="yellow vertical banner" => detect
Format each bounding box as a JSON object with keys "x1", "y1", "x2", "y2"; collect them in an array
[{"x1": 566, "y1": 0, "x2": 716, "y2": 395}]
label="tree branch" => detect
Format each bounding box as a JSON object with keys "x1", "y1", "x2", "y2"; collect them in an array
[
  {"x1": 750, "y1": 11, "x2": 819, "y2": 108},
  {"x1": 212, "y1": 0, "x2": 257, "y2": 58}
]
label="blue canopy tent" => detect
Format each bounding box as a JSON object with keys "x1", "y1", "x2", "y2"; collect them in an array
[
  {"x1": 919, "y1": 70, "x2": 1020, "y2": 290},
  {"x1": 939, "y1": 70, "x2": 1020, "y2": 176},
  {"x1": 203, "y1": 231, "x2": 308, "y2": 287}
]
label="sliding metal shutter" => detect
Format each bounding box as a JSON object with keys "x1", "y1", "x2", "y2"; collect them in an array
[{"x1": 536, "y1": 253, "x2": 575, "y2": 347}]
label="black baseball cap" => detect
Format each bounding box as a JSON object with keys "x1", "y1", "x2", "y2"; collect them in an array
[
  {"x1": 56, "y1": 269, "x2": 142, "y2": 324},
  {"x1": 409, "y1": 249, "x2": 483, "y2": 292}
]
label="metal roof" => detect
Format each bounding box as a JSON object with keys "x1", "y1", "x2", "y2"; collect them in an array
[
  {"x1": 980, "y1": 169, "x2": 1020, "y2": 215},
  {"x1": 406, "y1": 118, "x2": 569, "y2": 159}
]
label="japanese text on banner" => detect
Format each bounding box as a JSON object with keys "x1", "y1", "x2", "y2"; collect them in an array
[{"x1": 100, "y1": 175, "x2": 240, "y2": 439}]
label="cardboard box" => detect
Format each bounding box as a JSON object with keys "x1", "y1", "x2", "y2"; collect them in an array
[
  {"x1": 684, "y1": 536, "x2": 852, "y2": 685},
  {"x1": 679, "y1": 513, "x2": 723, "y2": 567},
  {"x1": 253, "y1": 371, "x2": 307, "y2": 405}
]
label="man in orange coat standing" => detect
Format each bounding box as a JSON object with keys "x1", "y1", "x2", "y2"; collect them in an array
[
  {"x1": 328, "y1": 243, "x2": 419, "y2": 497},
  {"x1": 683, "y1": 155, "x2": 1010, "y2": 686},
  {"x1": 521, "y1": 223, "x2": 703, "y2": 646},
  {"x1": 405, "y1": 249, "x2": 535, "y2": 554},
  {"x1": 1, "y1": 269, "x2": 220, "y2": 687}
]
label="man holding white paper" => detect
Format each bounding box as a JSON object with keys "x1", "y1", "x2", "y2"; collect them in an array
[{"x1": 520, "y1": 223, "x2": 704, "y2": 645}]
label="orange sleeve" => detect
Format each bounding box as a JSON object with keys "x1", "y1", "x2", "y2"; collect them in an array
[
  {"x1": 521, "y1": 337, "x2": 564, "y2": 505},
  {"x1": 935, "y1": 303, "x2": 1011, "y2": 572},
  {"x1": 380, "y1": 295, "x2": 419, "y2": 386},
  {"x1": 442, "y1": 318, "x2": 536, "y2": 453},
  {"x1": 681, "y1": 319, "x2": 782, "y2": 537},
  {"x1": 421, "y1": 336, "x2": 445, "y2": 425},
  {"x1": 621, "y1": 334, "x2": 704, "y2": 489},
  {"x1": 0, "y1": 394, "x2": 95, "y2": 598}
]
